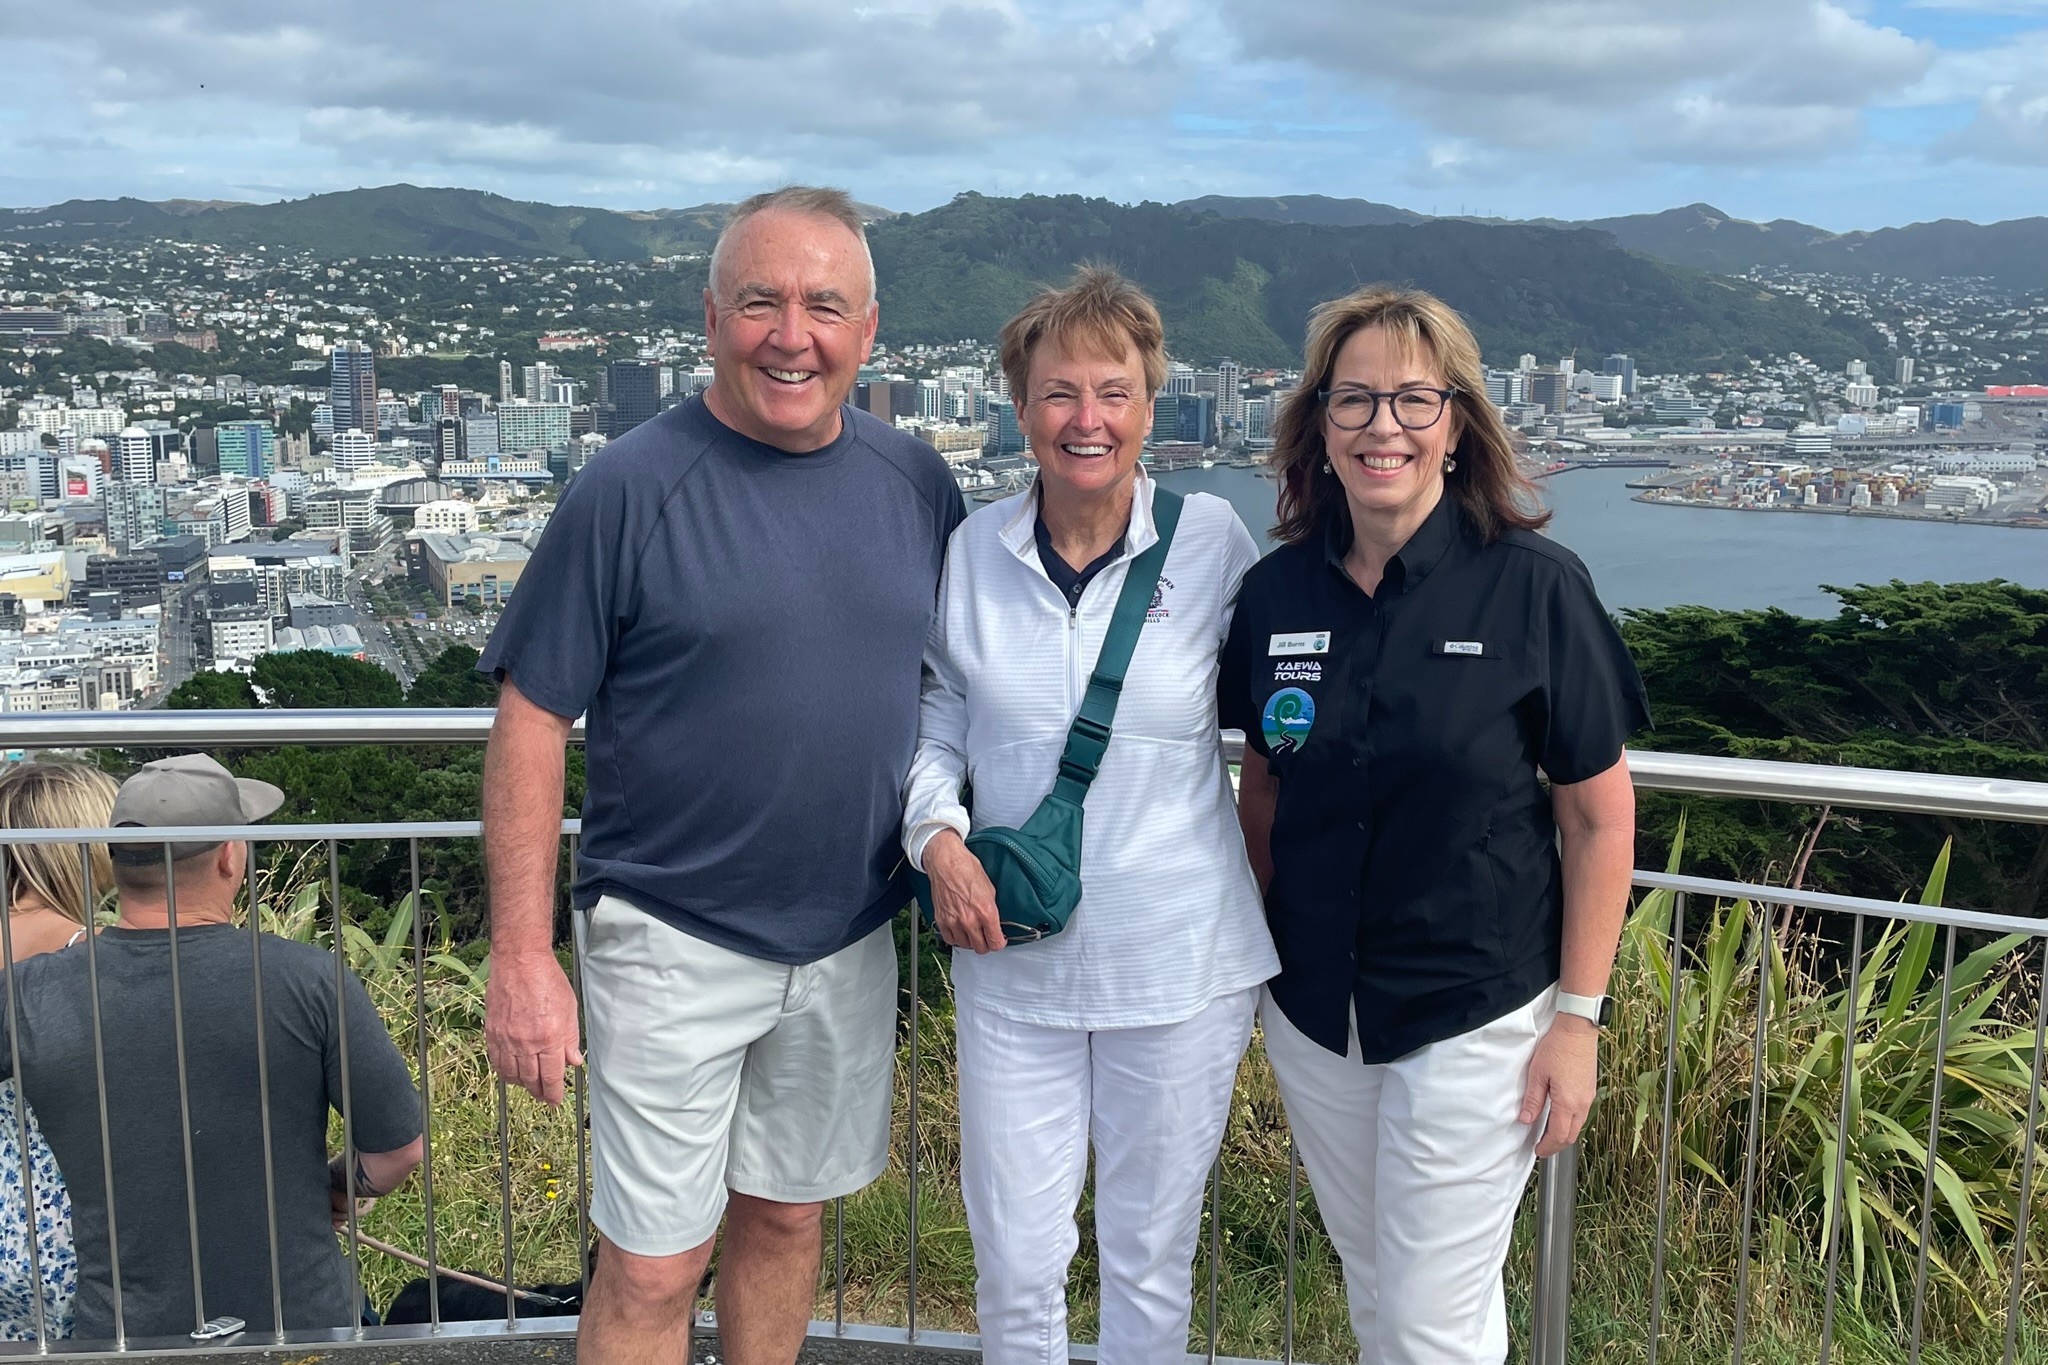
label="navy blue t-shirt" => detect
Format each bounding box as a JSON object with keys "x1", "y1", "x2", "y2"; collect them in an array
[{"x1": 478, "y1": 395, "x2": 966, "y2": 963}]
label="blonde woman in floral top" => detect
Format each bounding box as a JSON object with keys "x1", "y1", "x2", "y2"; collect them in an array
[{"x1": 0, "y1": 761, "x2": 117, "y2": 1340}]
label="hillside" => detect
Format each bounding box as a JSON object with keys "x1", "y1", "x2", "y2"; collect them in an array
[
  {"x1": 1173, "y1": 195, "x2": 2048, "y2": 292},
  {"x1": 2, "y1": 184, "x2": 1889, "y2": 370},
  {"x1": 1583, "y1": 204, "x2": 2048, "y2": 291},
  {"x1": 870, "y1": 194, "x2": 1886, "y2": 372},
  {"x1": 1179, "y1": 194, "x2": 1429, "y2": 228},
  {"x1": 1, "y1": 186, "x2": 895, "y2": 260},
  {"x1": 2, "y1": 185, "x2": 724, "y2": 259}
]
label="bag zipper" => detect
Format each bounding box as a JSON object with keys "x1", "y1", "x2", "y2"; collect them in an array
[{"x1": 972, "y1": 828, "x2": 1065, "y2": 900}]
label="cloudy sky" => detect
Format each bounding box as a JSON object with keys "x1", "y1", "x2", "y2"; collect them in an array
[{"x1": 2, "y1": 1, "x2": 2044, "y2": 229}]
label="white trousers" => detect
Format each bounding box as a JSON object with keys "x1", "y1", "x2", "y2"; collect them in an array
[
  {"x1": 955, "y1": 987, "x2": 1258, "y2": 1365},
  {"x1": 1260, "y1": 986, "x2": 1555, "y2": 1365}
]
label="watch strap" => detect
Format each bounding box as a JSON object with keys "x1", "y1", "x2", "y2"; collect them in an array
[{"x1": 1556, "y1": 990, "x2": 1611, "y2": 1026}]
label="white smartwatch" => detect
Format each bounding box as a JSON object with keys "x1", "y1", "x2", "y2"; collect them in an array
[{"x1": 1555, "y1": 991, "x2": 1612, "y2": 1028}]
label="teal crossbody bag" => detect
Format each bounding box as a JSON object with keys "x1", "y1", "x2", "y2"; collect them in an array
[{"x1": 911, "y1": 487, "x2": 1184, "y2": 945}]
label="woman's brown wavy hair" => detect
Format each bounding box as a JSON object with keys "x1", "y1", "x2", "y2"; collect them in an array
[{"x1": 1270, "y1": 285, "x2": 1548, "y2": 545}]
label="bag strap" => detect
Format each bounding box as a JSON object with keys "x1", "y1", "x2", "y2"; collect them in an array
[{"x1": 1047, "y1": 486, "x2": 1184, "y2": 805}]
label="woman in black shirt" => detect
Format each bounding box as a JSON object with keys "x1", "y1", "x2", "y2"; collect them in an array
[{"x1": 1221, "y1": 286, "x2": 1649, "y2": 1362}]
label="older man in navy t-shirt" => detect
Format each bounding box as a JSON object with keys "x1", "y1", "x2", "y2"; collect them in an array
[{"x1": 478, "y1": 185, "x2": 963, "y2": 1365}]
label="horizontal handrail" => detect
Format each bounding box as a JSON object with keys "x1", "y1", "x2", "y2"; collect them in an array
[
  {"x1": 2, "y1": 821, "x2": 2038, "y2": 934},
  {"x1": 1632, "y1": 870, "x2": 2048, "y2": 936},
  {"x1": 6, "y1": 708, "x2": 2048, "y2": 825},
  {"x1": 0, "y1": 708, "x2": 553, "y2": 748}
]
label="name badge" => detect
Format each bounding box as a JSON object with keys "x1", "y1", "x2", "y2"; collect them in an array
[
  {"x1": 1433, "y1": 640, "x2": 1489, "y2": 657},
  {"x1": 1269, "y1": 631, "x2": 1331, "y2": 656}
]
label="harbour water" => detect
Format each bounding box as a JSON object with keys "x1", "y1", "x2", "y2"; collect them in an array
[{"x1": 1153, "y1": 464, "x2": 2048, "y2": 617}]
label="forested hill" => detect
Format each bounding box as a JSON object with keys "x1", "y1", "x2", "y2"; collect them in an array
[
  {"x1": 1182, "y1": 195, "x2": 2048, "y2": 293},
  {"x1": 869, "y1": 194, "x2": 1886, "y2": 372},
  {"x1": 4, "y1": 185, "x2": 1888, "y2": 370},
  {"x1": 3, "y1": 185, "x2": 732, "y2": 259}
]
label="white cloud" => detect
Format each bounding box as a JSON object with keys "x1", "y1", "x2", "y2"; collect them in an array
[
  {"x1": 0, "y1": 0, "x2": 1189, "y2": 197},
  {"x1": 1218, "y1": 0, "x2": 1932, "y2": 167}
]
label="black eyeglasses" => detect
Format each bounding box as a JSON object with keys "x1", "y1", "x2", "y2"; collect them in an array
[{"x1": 1318, "y1": 386, "x2": 1457, "y2": 431}]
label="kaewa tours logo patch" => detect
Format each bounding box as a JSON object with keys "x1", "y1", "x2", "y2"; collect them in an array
[{"x1": 1261, "y1": 687, "x2": 1315, "y2": 755}]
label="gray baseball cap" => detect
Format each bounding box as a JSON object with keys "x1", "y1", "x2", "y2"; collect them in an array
[{"x1": 109, "y1": 753, "x2": 286, "y2": 865}]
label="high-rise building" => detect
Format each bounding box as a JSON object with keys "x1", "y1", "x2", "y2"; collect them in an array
[
  {"x1": 330, "y1": 341, "x2": 377, "y2": 438},
  {"x1": 1244, "y1": 396, "x2": 1274, "y2": 443},
  {"x1": 604, "y1": 361, "x2": 663, "y2": 435},
  {"x1": 496, "y1": 401, "x2": 572, "y2": 454},
  {"x1": 464, "y1": 415, "x2": 500, "y2": 458},
  {"x1": 1601, "y1": 354, "x2": 1635, "y2": 396},
  {"x1": 1895, "y1": 356, "x2": 1916, "y2": 386},
  {"x1": 113, "y1": 427, "x2": 157, "y2": 484},
  {"x1": 103, "y1": 481, "x2": 167, "y2": 553},
  {"x1": 1175, "y1": 394, "x2": 1216, "y2": 445},
  {"x1": 1528, "y1": 369, "x2": 1570, "y2": 415},
  {"x1": 918, "y1": 379, "x2": 943, "y2": 421},
  {"x1": 521, "y1": 361, "x2": 560, "y2": 401},
  {"x1": 1215, "y1": 360, "x2": 1243, "y2": 437},
  {"x1": 215, "y1": 420, "x2": 274, "y2": 479},
  {"x1": 991, "y1": 403, "x2": 1025, "y2": 456},
  {"x1": 434, "y1": 417, "x2": 466, "y2": 466},
  {"x1": 330, "y1": 428, "x2": 375, "y2": 479},
  {"x1": 499, "y1": 360, "x2": 514, "y2": 404}
]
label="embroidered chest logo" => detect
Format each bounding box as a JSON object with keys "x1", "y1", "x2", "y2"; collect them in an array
[
  {"x1": 1146, "y1": 574, "x2": 1174, "y2": 623},
  {"x1": 1261, "y1": 687, "x2": 1316, "y2": 755},
  {"x1": 1273, "y1": 659, "x2": 1322, "y2": 682}
]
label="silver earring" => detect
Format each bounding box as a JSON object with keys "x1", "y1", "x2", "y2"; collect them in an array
[
  {"x1": 1443, "y1": 455, "x2": 1457, "y2": 474},
  {"x1": 1322, "y1": 459, "x2": 1333, "y2": 473}
]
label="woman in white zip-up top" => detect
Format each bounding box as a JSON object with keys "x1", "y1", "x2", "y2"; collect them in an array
[{"x1": 903, "y1": 267, "x2": 1279, "y2": 1365}]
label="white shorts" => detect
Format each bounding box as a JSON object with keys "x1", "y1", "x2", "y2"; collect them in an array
[{"x1": 574, "y1": 895, "x2": 898, "y2": 1257}]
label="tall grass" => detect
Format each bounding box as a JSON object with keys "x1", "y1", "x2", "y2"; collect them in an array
[{"x1": 256, "y1": 838, "x2": 2047, "y2": 1363}]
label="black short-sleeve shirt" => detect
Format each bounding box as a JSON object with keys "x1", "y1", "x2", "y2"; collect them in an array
[{"x1": 1219, "y1": 493, "x2": 1650, "y2": 1063}]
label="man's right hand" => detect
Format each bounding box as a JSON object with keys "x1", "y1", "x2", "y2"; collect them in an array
[
  {"x1": 485, "y1": 951, "x2": 584, "y2": 1106},
  {"x1": 925, "y1": 831, "x2": 1005, "y2": 955}
]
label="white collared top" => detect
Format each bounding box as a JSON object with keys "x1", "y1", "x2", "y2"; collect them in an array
[{"x1": 902, "y1": 472, "x2": 1280, "y2": 1029}]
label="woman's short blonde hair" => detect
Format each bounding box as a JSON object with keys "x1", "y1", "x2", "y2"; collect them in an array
[
  {"x1": 1270, "y1": 284, "x2": 1548, "y2": 545},
  {"x1": 0, "y1": 760, "x2": 117, "y2": 928},
  {"x1": 998, "y1": 266, "x2": 1168, "y2": 402}
]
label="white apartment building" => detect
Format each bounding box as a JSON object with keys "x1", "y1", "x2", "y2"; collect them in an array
[
  {"x1": 330, "y1": 428, "x2": 375, "y2": 479},
  {"x1": 414, "y1": 499, "x2": 479, "y2": 534},
  {"x1": 305, "y1": 485, "x2": 390, "y2": 553},
  {"x1": 209, "y1": 604, "x2": 275, "y2": 663},
  {"x1": 22, "y1": 406, "x2": 125, "y2": 439}
]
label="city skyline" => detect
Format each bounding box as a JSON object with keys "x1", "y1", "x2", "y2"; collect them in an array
[{"x1": 2, "y1": 2, "x2": 2046, "y2": 232}]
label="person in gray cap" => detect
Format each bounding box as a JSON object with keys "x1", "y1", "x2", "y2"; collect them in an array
[{"x1": 0, "y1": 753, "x2": 424, "y2": 1343}]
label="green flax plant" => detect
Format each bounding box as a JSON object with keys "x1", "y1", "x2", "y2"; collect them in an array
[{"x1": 1597, "y1": 817, "x2": 2044, "y2": 1350}]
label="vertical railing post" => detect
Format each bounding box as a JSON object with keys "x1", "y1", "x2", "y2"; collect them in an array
[
  {"x1": 407, "y1": 837, "x2": 442, "y2": 1329},
  {"x1": 1817, "y1": 914, "x2": 1867, "y2": 1365},
  {"x1": 1730, "y1": 901, "x2": 1775, "y2": 1365},
  {"x1": 77, "y1": 845, "x2": 124, "y2": 1347},
  {"x1": 164, "y1": 842, "x2": 210, "y2": 1338},
  {"x1": 2003, "y1": 938, "x2": 2048, "y2": 1365},
  {"x1": 245, "y1": 843, "x2": 284, "y2": 1340},
  {"x1": 1646, "y1": 892, "x2": 1687, "y2": 1365},
  {"x1": 906, "y1": 910, "x2": 920, "y2": 1341},
  {"x1": 1530, "y1": 1149, "x2": 1577, "y2": 1365},
  {"x1": 329, "y1": 839, "x2": 364, "y2": 1335}
]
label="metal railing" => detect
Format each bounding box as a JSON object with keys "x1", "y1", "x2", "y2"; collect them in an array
[{"x1": 0, "y1": 711, "x2": 2040, "y2": 1362}]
